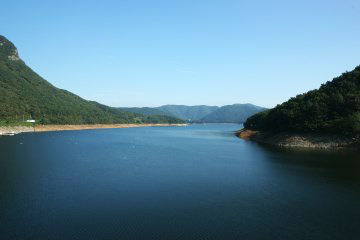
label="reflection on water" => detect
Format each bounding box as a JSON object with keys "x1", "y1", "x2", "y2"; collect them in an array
[{"x1": 0, "y1": 124, "x2": 359, "y2": 240}]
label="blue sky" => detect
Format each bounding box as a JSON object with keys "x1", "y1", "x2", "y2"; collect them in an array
[{"x1": 1, "y1": 0, "x2": 359, "y2": 108}]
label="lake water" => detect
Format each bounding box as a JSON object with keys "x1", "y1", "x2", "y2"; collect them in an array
[{"x1": 0, "y1": 124, "x2": 360, "y2": 240}]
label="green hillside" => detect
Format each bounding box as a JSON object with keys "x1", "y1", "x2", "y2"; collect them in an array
[
  {"x1": 200, "y1": 104, "x2": 266, "y2": 123},
  {"x1": 0, "y1": 35, "x2": 184, "y2": 125},
  {"x1": 244, "y1": 66, "x2": 360, "y2": 136}
]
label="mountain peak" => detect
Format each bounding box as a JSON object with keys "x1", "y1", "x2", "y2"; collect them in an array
[{"x1": 0, "y1": 35, "x2": 20, "y2": 61}]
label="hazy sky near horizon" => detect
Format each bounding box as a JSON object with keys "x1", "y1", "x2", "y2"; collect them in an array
[{"x1": 1, "y1": 0, "x2": 360, "y2": 108}]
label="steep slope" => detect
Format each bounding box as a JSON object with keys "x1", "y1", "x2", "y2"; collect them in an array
[
  {"x1": 200, "y1": 104, "x2": 266, "y2": 123},
  {"x1": 157, "y1": 105, "x2": 219, "y2": 121},
  {"x1": 0, "y1": 35, "x2": 184, "y2": 124},
  {"x1": 244, "y1": 66, "x2": 360, "y2": 136}
]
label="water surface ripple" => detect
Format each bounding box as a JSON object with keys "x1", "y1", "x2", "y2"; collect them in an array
[{"x1": 0, "y1": 124, "x2": 359, "y2": 240}]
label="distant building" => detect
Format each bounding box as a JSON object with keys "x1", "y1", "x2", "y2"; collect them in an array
[{"x1": 26, "y1": 120, "x2": 35, "y2": 123}]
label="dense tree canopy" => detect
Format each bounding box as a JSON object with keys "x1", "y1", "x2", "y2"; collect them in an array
[{"x1": 244, "y1": 66, "x2": 360, "y2": 136}]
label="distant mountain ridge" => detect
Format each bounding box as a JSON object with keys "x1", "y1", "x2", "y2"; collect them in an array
[
  {"x1": 158, "y1": 105, "x2": 219, "y2": 121},
  {"x1": 121, "y1": 104, "x2": 266, "y2": 123},
  {"x1": 200, "y1": 104, "x2": 267, "y2": 123},
  {"x1": 120, "y1": 105, "x2": 218, "y2": 121},
  {"x1": 120, "y1": 107, "x2": 169, "y2": 116},
  {"x1": 0, "y1": 35, "x2": 184, "y2": 124}
]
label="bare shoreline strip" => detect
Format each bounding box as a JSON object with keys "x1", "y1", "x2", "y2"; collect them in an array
[
  {"x1": 0, "y1": 124, "x2": 187, "y2": 135},
  {"x1": 34, "y1": 123, "x2": 188, "y2": 132}
]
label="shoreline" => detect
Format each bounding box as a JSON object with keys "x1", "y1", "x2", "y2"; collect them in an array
[
  {"x1": 236, "y1": 129, "x2": 359, "y2": 150},
  {"x1": 0, "y1": 123, "x2": 187, "y2": 135},
  {"x1": 0, "y1": 126, "x2": 34, "y2": 136}
]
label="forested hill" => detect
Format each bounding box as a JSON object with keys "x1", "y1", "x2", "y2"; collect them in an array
[
  {"x1": 0, "y1": 35, "x2": 184, "y2": 125},
  {"x1": 244, "y1": 66, "x2": 360, "y2": 136},
  {"x1": 200, "y1": 104, "x2": 266, "y2": 123}
]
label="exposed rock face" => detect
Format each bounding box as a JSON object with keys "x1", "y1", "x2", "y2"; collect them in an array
[
  {"x1": 236, "y1": 129, "x2": 359, "y2": 150},
  {"x1": 0, "y1": 35, "x2": 21, "y2": 61},
  {"x1": 0, "y1": 126, "x2": 34, "y2": 135},
  {"x1": 8, "y1": 49, "x2": 20, "y2": 61}
]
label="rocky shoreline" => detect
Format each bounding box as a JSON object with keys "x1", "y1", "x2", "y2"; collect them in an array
[
  {"x1": 0, "y1": 123, "x2": 187, "y2": 136},
  {"x1": 236, "y1": 129, "x2": 359, "y2": 150},
  {"x1": 0, "y1": 126, "x2": 34, "y2": 136}
]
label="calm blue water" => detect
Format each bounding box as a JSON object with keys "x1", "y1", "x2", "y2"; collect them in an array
[{"x1": 0, "y1": 124, "x2": 360, "y2": 240}]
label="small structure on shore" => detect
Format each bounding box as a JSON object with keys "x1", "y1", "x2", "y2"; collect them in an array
[{"x1": 26, "y1": 119, "x2": 35, "y2": 123}]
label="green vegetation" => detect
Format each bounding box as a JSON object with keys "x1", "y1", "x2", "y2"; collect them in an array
[
  {"x1": 0, "y1": 120, "x2": 34, "y2": 127},
  {"x1": 0, "y1": 35, "x2": 184, "y2": 125},
  {"x1": 244, "y1": 66, "x2": 360, "y2": 136}
]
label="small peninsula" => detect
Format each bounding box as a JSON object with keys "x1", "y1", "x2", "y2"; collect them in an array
[{"x1": 238, "y1": 66, "x2": 360, "y2": 150}]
